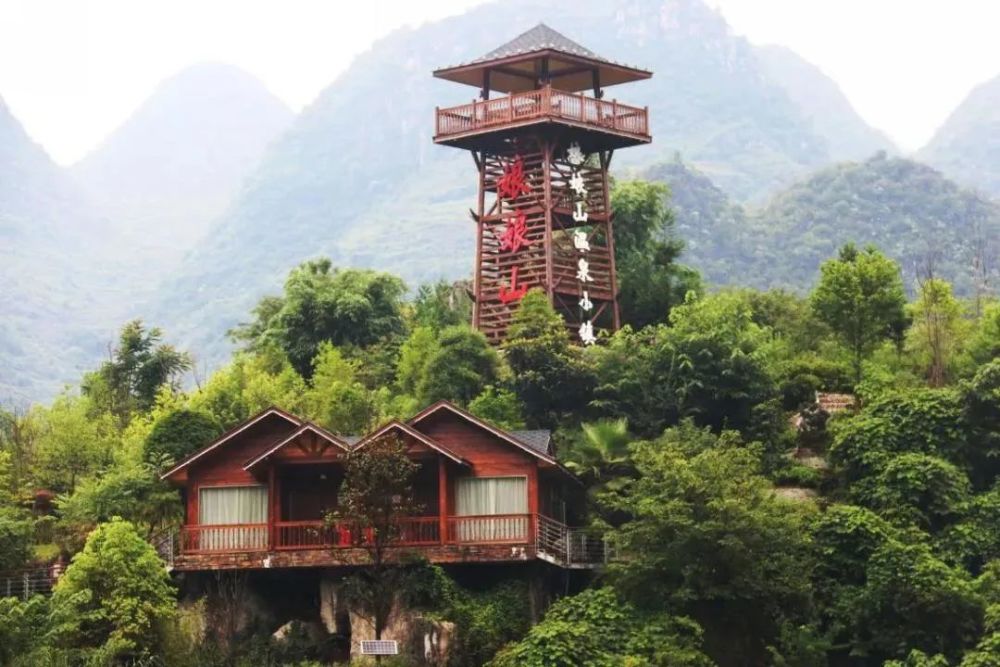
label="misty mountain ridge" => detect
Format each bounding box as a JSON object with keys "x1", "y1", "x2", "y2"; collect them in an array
[
  {"x1": 71, "y1": 62, "x2": 293, "y2": 260},
  {"x1": 919, "y1": 73, "x2": 1000, "y2": 199},
  {"x1": 1, "y1": 64, "x2": 292, "y2": 403}
]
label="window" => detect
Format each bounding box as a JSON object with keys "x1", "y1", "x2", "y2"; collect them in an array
[
  {"x1": 198, "y1": 486, "x2": 267, "y2": 550},
  {"x1": 454, "y1": 477, "x2": 528, "y2": 541}
]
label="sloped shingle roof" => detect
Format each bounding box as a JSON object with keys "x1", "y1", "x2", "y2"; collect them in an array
[
  {"x1": 472, "y1": 23, "x2": 609, "y2": 64},
  {"x1": 511, "y1": 430, "x2": 553, "y2": 456}
]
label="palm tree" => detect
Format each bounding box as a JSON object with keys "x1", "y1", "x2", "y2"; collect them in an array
[{"x1": 564, "y1": 418, "x2": 631, "y2": 483}]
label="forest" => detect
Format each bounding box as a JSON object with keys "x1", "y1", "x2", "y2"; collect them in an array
[{"x1": 2, "y1": 179, "x2": 1000, "y2": 666}]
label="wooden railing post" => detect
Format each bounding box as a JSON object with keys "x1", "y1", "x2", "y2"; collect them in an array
[{"x1": 438, "y1": 459, "x2": 448, "y2": 545}]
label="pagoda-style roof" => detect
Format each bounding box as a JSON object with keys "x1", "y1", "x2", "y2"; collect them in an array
[{"x1": 434, "y1": 23, "x2": 651, "y2": 94}]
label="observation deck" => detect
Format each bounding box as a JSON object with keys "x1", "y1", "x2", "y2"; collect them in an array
[{"x1": 434, "y1": 85, "x2": 650, "y2": 151}]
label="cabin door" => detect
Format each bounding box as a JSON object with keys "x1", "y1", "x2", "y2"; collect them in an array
[
  {"x1": 198, "y1": 485, "x2": 268, "y2": 550},
  {"x1": 454, "y1": 476, "x2": 528, "y2": 542}
]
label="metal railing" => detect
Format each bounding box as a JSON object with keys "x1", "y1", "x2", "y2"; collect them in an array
[
  {"x1": 0, "y1": 567, "x2": 58, "y2": 599},
  {"x1": 435, "y1": 86, "x2": 649, "y2": 140},
  {"x1": 536, "y1": 514, "x2": 610, "y2": 566}
]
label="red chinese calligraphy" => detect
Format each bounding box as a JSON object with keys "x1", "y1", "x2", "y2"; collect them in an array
[
  {"x1": 497, "y1": 155, "x2": 531, "y2": 201},
  {"x1": 499, "y1": 266, "x2": 528, "y2": 304},
  {"x1": 499, "y1": 211, "x2": 530, "y2": 253}
]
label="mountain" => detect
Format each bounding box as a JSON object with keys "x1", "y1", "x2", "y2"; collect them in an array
[
  {"x1": 755, "y1": 45, "x2": 896, "y2": 162},
  {"x1": 0, "y1": 97, "x2": 122, "y2": 404},
  {"x1": 919, "y1": 73, "x2": 1000, "y2": 199},
  {"x1": 652, "y1": 154, "x2": 1000, "y2": 294},
  {"x1": 152, "y1": 0, "x2": 888, "y2": 369},
  {"x1": 71, "y1": 63, "x2": 293, "y2": 263}
]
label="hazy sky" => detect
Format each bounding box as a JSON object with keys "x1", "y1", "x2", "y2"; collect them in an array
[{"x1": 1, "y1": 0, "x2": 998, "y2": 165}]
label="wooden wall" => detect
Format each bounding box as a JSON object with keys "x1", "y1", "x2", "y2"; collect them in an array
[{"x1": 184, "y1": 414, "x2": 299, "y2": 524}]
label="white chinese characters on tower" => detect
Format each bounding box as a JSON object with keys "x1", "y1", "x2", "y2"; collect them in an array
[{"x1": 567, "y1": 142, "x2": 597, "y2": 345}]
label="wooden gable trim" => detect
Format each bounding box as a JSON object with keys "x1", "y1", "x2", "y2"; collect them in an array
[
  {"x1": 243, "y1": 422, "x2": 351, "y2": 471},
  {"x1": 353, "y1": 420, "x2": 468, "y2": 466},
  {"x1": 408, "y1": 400, "x2": 560, "y2": 465},
  {"x1": 160, "y1": 407, "x2": 302, "y2": 481}
]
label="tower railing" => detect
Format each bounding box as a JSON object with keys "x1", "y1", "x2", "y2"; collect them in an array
[{"x1": 435, "y1": 85, "x2": 649, "y2": 140}]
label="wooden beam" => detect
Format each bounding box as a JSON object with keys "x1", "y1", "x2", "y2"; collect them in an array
[
  {"x1": 438, "y1": 458, "x2": 448, "y2": 544},
  {"x1": 481, "y1": 69, "x2": 491, "y2": 100},
  {"x1": 592, "y1": 68, "x2": 603, "y2": 99}
]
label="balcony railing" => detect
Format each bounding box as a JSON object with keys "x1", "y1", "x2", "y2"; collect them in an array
[
  {"x1": 173, "y1": 515, "x2": 610, "y2": 567},
  {"x1": 435, "y1": 86, "x2": 649, "y2": 141}
]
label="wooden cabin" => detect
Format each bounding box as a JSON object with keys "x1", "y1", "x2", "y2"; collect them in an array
[{"x1": 160, "y1": 401, "x2": 603, "y2": 571}]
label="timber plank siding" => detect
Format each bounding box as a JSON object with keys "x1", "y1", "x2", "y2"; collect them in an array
[{"x1": 161, "y1": 401, "x2": 602, "y2": 570}]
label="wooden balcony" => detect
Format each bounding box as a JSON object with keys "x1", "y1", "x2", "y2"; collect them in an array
[
  {"x1": 434, "y1": 86, "x2": 650, "y2": 149},
  {"x1": 161, "y1": 514, "x2": 608, "y2": 570}
]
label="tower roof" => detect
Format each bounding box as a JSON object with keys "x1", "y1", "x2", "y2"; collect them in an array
[
  {"x1": 473, "y1": 23, "x2": 607, "y2": 64},
  {"x1": 434, "y1": 23, "x2": 651, "y2": 94}
]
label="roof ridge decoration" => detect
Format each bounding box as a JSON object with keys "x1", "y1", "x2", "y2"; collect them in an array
[{"x1": 243, "y1": 421, "x2": 352, "y2": 471}]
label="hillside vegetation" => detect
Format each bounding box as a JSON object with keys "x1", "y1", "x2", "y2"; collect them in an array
[
  {"x1": 3, "y1": 200, "x2": 1000, "y2": 663},
  {"x1": 653, "y1": 153, "x2": 1000, "y2": 296}
]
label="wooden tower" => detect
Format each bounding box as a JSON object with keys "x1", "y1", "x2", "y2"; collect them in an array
[{"x1": 433, "y1": 24, "x2": 652, "y2": 345}]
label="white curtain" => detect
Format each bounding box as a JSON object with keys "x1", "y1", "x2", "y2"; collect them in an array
[
  {"x1": 199, "y1": 486, "x2": 268, "y2": 550},
  {"x1": 454, "y1": 477, "x2": 528, "y2": 542}
]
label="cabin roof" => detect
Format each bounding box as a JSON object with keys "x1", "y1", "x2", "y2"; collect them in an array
[
  {"x1": 160, "y1": 406, "x2": 301, "y2": 480},
  {"x1": 409, "y1": 400, "x2": 559, "y2": 465},
  {"x1": 160, "y1": 400, "x2": 561, "y2": 481},
  {"x1": 510, "y1": 430, "x2": 553, "y2": 456},
  {"x1": 243, "y1": 422, "x2": 351, "y2": 471},
  {"x1": 352, "y1": 420, "x2": 468, "y2": 465},
  {"x1": 433, "y1": 23, "x2": 651, "y2": 93}
]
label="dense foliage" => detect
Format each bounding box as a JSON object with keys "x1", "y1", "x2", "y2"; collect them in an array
[{"x1": 2, "y1": 176, "x2": 1000, "y2": 665}]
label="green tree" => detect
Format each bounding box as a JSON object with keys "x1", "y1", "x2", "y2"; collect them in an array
[
  {"x1": 230, "y1": 259, "x2": 407, "y2": 377},
  {"x1": 503, "y1": 290, "x2": 595, "y2": 427},
  {"x1": 303, "y1": 342, "x2": 380, "y2": 434},
  {"x1": 562, "y1": 418, "x2": 631, "y2": 486},
  {"x1": 187, "y1": 350, "x2": 306, "y2": 429},
  {"x1": 411, "y1": 279, "x2": 472, "y2": 331},
  {"x1": 50, "y1": 518, "x2": 177, "y2": 659},
  {"x1": 907, "y1": 278, "x2": 970, "y2": 387},
  {"x1": 810, "y1": 244, "x2": 907, "y2": 384},
  {"x1": 489, "y1": 588, "x2": 712, "y2": 667},
  {"x1": 966, "y1": 302, "x2": 1000, "y2": 368},
  {"x1": 604, "y1": 430, "x2": 815, "y2": 663},
  {"x1": 143, "y1": 408, "x2": 222, "y2": 465},
  {"x1": 859, "y1": 453, "x2": 971, "y2": 532},
  {"x1": 82, "y1": 319, "x2": 192, "y2": 423},
  {"x1": 415, "y1": 325, "x2": 499, "y2": 406},
  {"x1": 57, "y1": 462, "x2": 182, "y2": 544},
  {"x1": 468, "y1": 386, "x2": 526, "y2": 430},
  {"x1": 591, "y1": 292, "x2": 780, "y2": 440},
  {"x1": 332, "y1": 435, "x2": 419, "y2": 640},
  {"x1": 0, "y1": 506, "x2": 32, "y2": 571},
  {"x1": 611, "y1": 180, "x2": 702, "y2": 329},
  {"x1": 33, "y1": 396, "x2": 115, "y2": 493},
  {"x1": 857, "y1": 539, "x2": 982, "y2": 661},
  {"x1": 828, "y1": 389, "x2": 967, "y2": 485}
]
